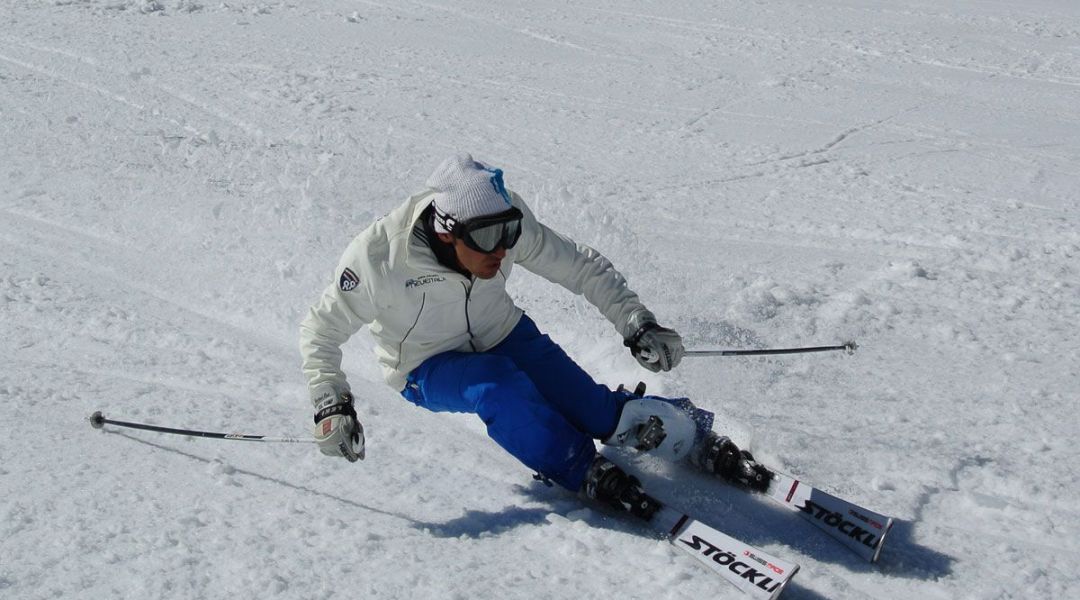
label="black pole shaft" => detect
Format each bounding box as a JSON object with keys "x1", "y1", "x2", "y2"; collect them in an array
[
  {"x1": 88, "y1": 411, "x2": 313, "y2": 443},
  {"x1": 685, "y1": 341, "x2": 858, "y2": 357}
]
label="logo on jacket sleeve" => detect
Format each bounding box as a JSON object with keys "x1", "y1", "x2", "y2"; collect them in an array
[{"x1": 339, "y1": 268, "x2": 360, "y2": 292}]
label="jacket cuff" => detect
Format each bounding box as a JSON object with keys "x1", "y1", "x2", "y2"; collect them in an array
[
  {"x1": 622, "y1": 308, "x2": 657, "y2": 340},
  {"x1": 310, "y1": 382, "x2": 347, "y2": 409}
]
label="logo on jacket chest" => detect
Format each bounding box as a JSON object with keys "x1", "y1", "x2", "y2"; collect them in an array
[{"x1": 405, "y1": 274, "x2": 446, "y2": 289}]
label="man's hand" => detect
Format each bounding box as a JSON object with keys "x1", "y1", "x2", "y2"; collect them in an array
[
  {"x1": 313, "y1": 389, "x2": 365, "y2": 462},
  {"x1": 624, "y1": 314, "x2": 685, "y2": 372}
]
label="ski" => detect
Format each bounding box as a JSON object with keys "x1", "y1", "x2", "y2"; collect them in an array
[
  {"x1": 649, "y1": 504, "x2": 800, "y2": 599},
  {"x1": 713, "y1": 446, "x2": 894, "y2": 563},
  {"x1": 692, "y1": 430, "x2": 894, "y2": 563},
  {"x1": 762, "y1": 471, "x2": 893, "y2": 563},
  {"x1": 584, "y1": 455, "x2": 800, "y2": 599},
  {"x1": 612, "y1": 383, "x2": 894, "y2": 564}
]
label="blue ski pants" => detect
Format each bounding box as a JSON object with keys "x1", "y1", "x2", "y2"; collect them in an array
[{"x1": 401, "y1": 315, "x2": 627, "y2": 491}]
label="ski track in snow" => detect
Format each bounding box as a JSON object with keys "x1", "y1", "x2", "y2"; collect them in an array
[{"x1": 2, "y1": 1, "x2": 1079, "y2": 598}]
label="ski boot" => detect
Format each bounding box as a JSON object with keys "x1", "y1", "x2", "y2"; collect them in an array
[
  {"x1": 611, "y1": 382, "x2": 668, "y2": 451},
  {"x1": 582, "y1": 456, "x2": 662, "y2": 521},
  {"x1": 691, "y1": 432, "x2": 773, "y2": 493}
]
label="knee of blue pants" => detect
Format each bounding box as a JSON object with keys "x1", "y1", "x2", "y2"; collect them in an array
[
  {"x1": 478, "y1": 386, "x2": 596, "y2": 490},
  {"x1": 471, "y1": 359, "x2": 596, "y2": 490},
  {"x1": 404, "y1": 352, "x2": 596, "y2": 491},
  {"x1": 491, "y1": 315, "x2": 625, "y2": 438}
]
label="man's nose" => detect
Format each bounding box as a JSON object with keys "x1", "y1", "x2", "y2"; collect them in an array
[{"x1": 490, "y1": 246, "x2": 508, "y2": 259}]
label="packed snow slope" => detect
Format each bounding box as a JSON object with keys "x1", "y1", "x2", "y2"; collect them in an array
[{"x1": 3, "y1": 1, "x2": 1078, "y2": 598}]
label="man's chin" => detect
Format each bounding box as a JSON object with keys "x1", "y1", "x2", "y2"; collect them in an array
[{"x1": 476, "y1": 263, "x2": 502, "y2": 279}]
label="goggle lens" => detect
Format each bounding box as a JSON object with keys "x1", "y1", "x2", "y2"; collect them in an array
[{"x1": 466, "y1": 219, "x2": 521, "y2": 253}]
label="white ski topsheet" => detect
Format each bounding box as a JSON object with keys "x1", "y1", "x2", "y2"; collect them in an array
[
  {"x1": 767, "y1": 474, "x2": 894, "y2": 563},
  {"x1": 653, "y1": 506, "x2": 800, "y2": 600}
]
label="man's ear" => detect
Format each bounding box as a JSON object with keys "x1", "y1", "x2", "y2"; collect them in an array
[{"x1": 437, "y1": 232, "x2": 455, "y2": 244}]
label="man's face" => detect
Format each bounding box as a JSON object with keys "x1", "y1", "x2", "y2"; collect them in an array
[{"x1": 439, "y1": 233, "x2": 506, "y2": 279}]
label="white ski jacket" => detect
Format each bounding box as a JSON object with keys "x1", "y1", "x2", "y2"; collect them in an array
[{"x1": 299, "y1": 189, "x2": 651, "y2": 397}]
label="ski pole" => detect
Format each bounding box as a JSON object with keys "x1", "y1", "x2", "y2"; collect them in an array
[
  {"x1": 639, "y1": 341, "x2": 857, "y2": 364},
  {"x1": 685, "y1": 341, "x2": 858, "y2": 357},
  {"x1": 88, "y1": 411, "x2": 315, "y2": 444}
]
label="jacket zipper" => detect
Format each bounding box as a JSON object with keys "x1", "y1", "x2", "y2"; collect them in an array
[
  {"x1": 462, "y1": 280, "x2": 477, "y2": 351},
  {"x1": 394, "y1": 293, "x2": 426, "y2": 370}
]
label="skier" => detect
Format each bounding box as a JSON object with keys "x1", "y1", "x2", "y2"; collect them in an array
[{"x1": 299, "y1": 153, "x2": 759, "y2": 520}]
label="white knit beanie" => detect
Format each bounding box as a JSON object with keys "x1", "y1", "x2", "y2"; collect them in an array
[{"x1": 427, "y1": 153, "x2": 513, "y2": 234}]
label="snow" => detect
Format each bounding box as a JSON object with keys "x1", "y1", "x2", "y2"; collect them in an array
[{"x1": 2, "y1": 0, "x2": 1078, "y2": 598}]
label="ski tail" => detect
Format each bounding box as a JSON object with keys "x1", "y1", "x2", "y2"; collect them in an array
[
  {"x1": 767, "y1": 474, "x2": 894, "y2": 563},
  {"x1": 652, "y1": 506, "x2": 800, "y2": 599}
]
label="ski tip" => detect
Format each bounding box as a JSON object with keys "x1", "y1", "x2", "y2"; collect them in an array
[
  {"x1": 871, "y1": 517, "x2": 896, "y2": 563},
  {"x1": 772, "y1": 563, "x2": 801, "y2": 600},
  {"x1": 89, "y1": 411, "x2": 106, "y2": 429}
]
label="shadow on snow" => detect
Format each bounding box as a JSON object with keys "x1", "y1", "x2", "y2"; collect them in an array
[{"x1": 102, "y1": 430, "x2": 954, "y2": 592}]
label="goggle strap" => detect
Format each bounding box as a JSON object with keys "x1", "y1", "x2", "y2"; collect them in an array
[{"x1": 433, "y1": 206, "x2": 457, "y2": 232}]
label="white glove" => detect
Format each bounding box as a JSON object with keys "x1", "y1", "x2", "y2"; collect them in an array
[
  {"x1": 312, "y1": 387, "x2": 365, "y2": 462},
  {"x1": 624, "y1": 313, "x2": 684, "y2": 372}
]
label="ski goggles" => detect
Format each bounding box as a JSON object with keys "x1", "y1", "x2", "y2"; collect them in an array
[{"x1": 438, "y1": 207, "x2": 524, "y2": 254}]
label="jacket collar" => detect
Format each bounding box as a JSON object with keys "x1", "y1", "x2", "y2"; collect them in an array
[{"x1": 403, "y1": 192, "x2": 468, "y2": 279}]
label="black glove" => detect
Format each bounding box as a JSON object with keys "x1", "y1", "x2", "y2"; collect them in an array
[{"x1": 624, "y1": 316, "x2": 685, "y2": 373}]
